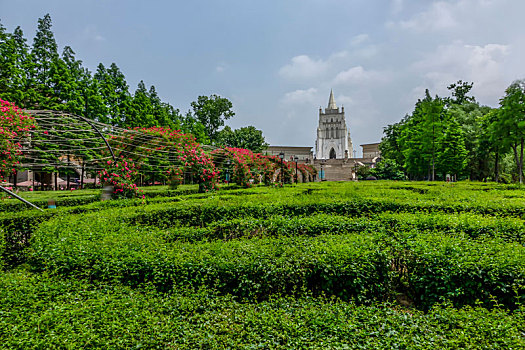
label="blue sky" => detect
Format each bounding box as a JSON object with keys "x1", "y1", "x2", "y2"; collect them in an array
[{"x1": 2, "y1": 0, "x2": 524, "y2": 155}]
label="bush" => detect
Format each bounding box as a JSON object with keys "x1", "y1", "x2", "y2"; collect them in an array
[{"x1": 1, "y1": 272, "x2": 524, "y2": 348}]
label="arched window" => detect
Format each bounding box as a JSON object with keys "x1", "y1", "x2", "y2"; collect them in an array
[{"x1": 329, "y1": 148, "x2": 336, "y2": 159}]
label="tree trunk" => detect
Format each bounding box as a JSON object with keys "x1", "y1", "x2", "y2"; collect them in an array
[
  {"x1": 495, "y1": 151, "x2": 499, "y2": 183},
  {"x1": 512, "y1": 144, "x2": 520, "y2": 183},
  {"x1": 519, "y1": 137, "x2": 523, "y2": 184},
  {"x1": 81, "y1": 162, "x2": 85, "y2": 189},
  {"x1": 66, "y1": 153, "x2": 70, "y2": 190}
]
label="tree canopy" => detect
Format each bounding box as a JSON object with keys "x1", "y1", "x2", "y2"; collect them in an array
[
  {"x1": 0, "y1": 14, "x2": 245, "y2": 144},
  {"x1": 380, "y1": 79, "x2": 525, "y2": 183}
]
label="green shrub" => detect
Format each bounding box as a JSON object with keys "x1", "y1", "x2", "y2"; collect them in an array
[{"x1": 0, "y1": 272, "x2": 523, "y2": 349}]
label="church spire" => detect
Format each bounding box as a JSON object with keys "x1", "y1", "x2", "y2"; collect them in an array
[{"x1": 328, "y1": 89, "x2": 337, "y2": 109}]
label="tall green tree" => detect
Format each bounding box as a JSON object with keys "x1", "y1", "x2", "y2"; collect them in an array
[
  {"x1": 0, "y1": 26, "x2": 32, "y2": 106},
  {"x1": 31, "y1": 14, "x2": 59, "y2": 108},
  {"x1": 94, "y1": 63, "x2": 131, "y2": 126},
  {"x1": 398, "y1": 91, "x2": 445, "y2": 180},
  {"x1": 494, "y1": 80, "x2": 525, "y2": 183},
  {"x1": 55, "y1": 46, "x2": 86, "y2": 114},
  {"x1": 215, "y1": 125, "x2": 268, "y2": 153},
  {"x1": 436, "y1": 113, "x2": 467, "y2": 179},
  {"x1": 380, "y1": 119, "x2": 406, "y2": 170},
  {"x1": 127, "y1": 80, "x2": 154, "y2": 127},
  {"x1": 181, "y1": 111, "x2": 209, "y2": 144},
  {"x1": 190, "y1": 94, "x2": 234, "y2": 141}
]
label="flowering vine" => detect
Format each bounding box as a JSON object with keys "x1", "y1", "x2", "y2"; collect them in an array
[
  {"x1": 108, "y1": 127, "x2": 218, "y2": 192},
  {"x1": 0, "y1": 99, "x2": 36, "y2": 182},
  {"x1": 98, "y1": 157, "x2": 143, "y2": 199}
]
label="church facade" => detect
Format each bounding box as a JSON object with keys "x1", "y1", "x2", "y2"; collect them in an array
[{"x1": 315, "y1": 90, "x2": 353, "y2": 160}]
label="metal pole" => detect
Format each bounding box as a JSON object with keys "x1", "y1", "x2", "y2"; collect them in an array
[
  {"x1": 72, "y1": 113, "x2": 117, "y2": 163},
  {"x1": 0, "y1": 185, "x2": 43, "y2": 211},
  {"x1": 281, "y1": 160, "x2": 284, "y2": 186}
]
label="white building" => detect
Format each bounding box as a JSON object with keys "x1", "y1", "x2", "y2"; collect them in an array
[{"x1": 315, "y1": 90, "x2": 353, "y2": 159}]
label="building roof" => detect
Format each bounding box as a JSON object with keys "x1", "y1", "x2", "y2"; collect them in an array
[
  {"x1": 266, "y1": 145, "x2": 313, "y2": 151},
  {"x1": 328, "y1": 89, "x2": 337, "y2": 109}
]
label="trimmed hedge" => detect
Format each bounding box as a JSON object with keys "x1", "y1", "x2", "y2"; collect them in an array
[
  {"x1": 28, "y1": 214, "x2": 525, "y2": 309},
  {"x1": 160, "y1": 212, "x2": 525, "y2": 243},
  {"x1": 0, "y1": 272, "x2": 524, "y2": 348},
  {"x1": 29, "y1": 220, "x2": 391, "y2": 303}
]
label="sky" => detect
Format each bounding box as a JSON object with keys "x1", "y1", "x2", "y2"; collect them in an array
[{"x1": 2, "y1": 0, "x2": 525, "y2": 156}]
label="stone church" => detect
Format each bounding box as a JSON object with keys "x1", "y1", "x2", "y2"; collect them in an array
[
  {"x1": 266, "y1": 90, "x2": 380, "y2": 181},
  {"x1": 315, "y1": 90, "x2": 353, "y2": 160}
]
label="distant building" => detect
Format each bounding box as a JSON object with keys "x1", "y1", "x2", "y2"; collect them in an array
[
  {"x1": 267, "y1": 90, "x2": 380, "y2": 181},
  {"x1": 361, "y1": 142, "x2": 381, "y2": 160},
  {"x1": 315, "y1": 90, "x2": 353, "y2": 160},
  {"x1": 264, "y1": 146, "x2": 313, "y2": 162}
]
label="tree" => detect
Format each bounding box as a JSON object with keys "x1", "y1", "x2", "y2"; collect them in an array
[
  {"x1": 436, "y1": 113, "x2": 467, "y2": 179},
  {"x1": 94, "y1": 63, "x2": 131, "y2": 126},
  {"x1": 31, "y1": 14, "x2": 59, "y2": 108},
  {"x1": 55, "y1": 46, "x2": 86, "y2": 114},
  {"x1": 180, "y1": 111, "x2": 209, "y2": 145},
  {"x1": 447, "y1": 80, "x2": 474, "y2": 105},
  {"x1": 215, "y1": 125, "x2": 268, "y2": 153},
  {"x1": 0, "y1": 26, "x2": 32, "y2": 107},
  {"x1": 398, "y1": 91, "x2": 445, "y2": 180},
  {"x1": 190, "y1": 95, "x2": 234, "y2": 141},
  {"x1": 379, "y1": 120, "x2": 406, "y2": 173},
  {"x1": 370, "y1": 159, "x2": 405, "y2": 180},
  {"x1": 126, "y1": 80, "x2": 154, "y2": 127},
  {"x1": 493, "y1": 80, "x2": 525, "y2": 183}
]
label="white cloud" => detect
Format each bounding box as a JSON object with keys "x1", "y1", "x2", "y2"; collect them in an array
[
  {"x1": 333, "y1": 66, "x2": 389, "y2": 86},
  {"x1": 216, "y1": 64, "x2": 226, "y2": 73},
  {"x1": 391, "y1": 0, "x2": 501, "y2": 33},
  {"x1": 398, "y1": 1, "x2": 457, "y2": 31},
  {"x1": 412, "y1": 42, "x2": 510, "y2": 103},
  {"x1": 351, "y1": 34, "x2": 369, "y2": 46},
  {"x1": 278, "y1": 55, "x2": 328, "y2": 80},
  {"x1": 281, "y1": 88, "x2": 319, "y2": 105}
]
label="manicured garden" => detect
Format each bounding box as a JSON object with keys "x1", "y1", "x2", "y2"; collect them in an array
[{"x1": 1, "y1": 181, "x2": 525, "y2": 348}]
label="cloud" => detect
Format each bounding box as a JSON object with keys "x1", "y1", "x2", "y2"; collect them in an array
[
  {"x1": 278, "y1": 55, "x2": 328, "y2": 80},
  {"x1": 216, "y1": 64, "x2": 226, "y2": 73},
  {"x1": 351, "y1": 34, "x2": 369, "y2": 46},
  {"x1": 412, "y1": 41, "x2": 510, "y2": 103},
  {"x1": 281, "y1": 88, "x2": 319, "y2": 105},
  {"x1": 398, "y1": 1, "x2": 457, "y2": 31},
  {"x1": 390, "y1": 0, "x2": 500, "y2": 33},
  {"x1": 333, "y1": 66, "x2": 388, "y2": 86}
]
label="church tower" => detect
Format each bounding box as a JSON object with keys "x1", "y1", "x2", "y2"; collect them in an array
[{"x1": 315, "y1": 90, "x2": 353, "y2": 159}]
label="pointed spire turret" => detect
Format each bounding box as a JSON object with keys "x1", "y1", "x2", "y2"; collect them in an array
[{"x1": 327, "y1": 89, "x2": 337, "y2": 109}]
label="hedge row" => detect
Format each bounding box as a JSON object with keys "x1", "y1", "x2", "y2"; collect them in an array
[
  {"x1": 5, "y1": 197, "x2": 525, "y2": 268},
  {"x1": 161, "y1": 212, "x2": 525, "y2": 244},
  {"x1": 2, "y1": 183, "x2": 524, "y2": 237},
  {"x1": 119, "y1": 199, "x2": 525, "y2": 230},
  {"x1": 0, "y1": 194, "x2": 100, "y2": 212},
  {"x1": 29, "y1": 221, "x2": 389, "y2": 303},
  {"x1": 1, "y1": 272, "x2": 523, "y2": 348},
  {"x1": 28, "y1": 215, "x2": 525, "y2": 309},
  {"x1": 0, "y1": 185, "x2": 201, "y2": 213}
]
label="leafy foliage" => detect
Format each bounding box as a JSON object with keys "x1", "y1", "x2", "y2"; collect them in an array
[
  {"x1": 215, "y1": 125, "x2": 268, "y2": 153},
  {"x1": 98, "y1": 157, "x2": 142, "y2": 199},
  {"x1": 0, "y1": 99, "x2": 35, "y2": 181}
]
